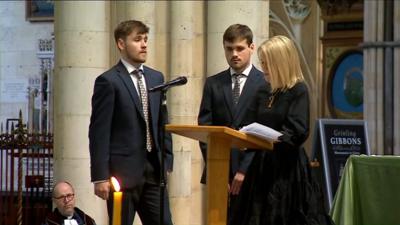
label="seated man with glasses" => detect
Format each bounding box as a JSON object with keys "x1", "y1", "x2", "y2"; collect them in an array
[{"x1": 43, "y1": 181, "x2": 96, "y2": 225}]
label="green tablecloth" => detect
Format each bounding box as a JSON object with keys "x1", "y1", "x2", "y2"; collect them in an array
[{"x1": 330, "y1": 155, "x2": 400, "y2": 225}]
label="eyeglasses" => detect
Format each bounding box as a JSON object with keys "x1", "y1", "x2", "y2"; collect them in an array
[{"x1": 54, "y1": 193, "x2": 74, "y2": 201}]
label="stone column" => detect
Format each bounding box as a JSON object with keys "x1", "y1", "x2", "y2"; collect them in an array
[
  {"x1": 110, "y1": 3, "x2": 168, "y2": 224},
  {"x1": 53, "y1": 2, "x2": 110, "y2": 224},
  {"x1": 167, "y1": 2, "x2": 206, "y2": 225},
  {"x1": 201, "y1": 0, "x2": 269, "y2": 223},
  {"x1": 206, "y1": 1, "x2": 269, "y2": 75},
  {"x1": 393, "y1": 1, "x2": 400, "y2": 155},
  {"x1": 124, "y1": 1, "x2": 157, "y2": 69},
  {"x1": 270, "y1": 0, "x2": 319, "y2": 153},
  {"x1": 363, "y1": 0, "x2": 385, "y2": 154},
  {"x1": 110, "y1": 1, "x2": 169, "y2": 78}
]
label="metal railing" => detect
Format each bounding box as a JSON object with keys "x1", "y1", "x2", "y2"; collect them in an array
[{"x1": 0, "y1": 111, "x2": 53, "y2": 225}]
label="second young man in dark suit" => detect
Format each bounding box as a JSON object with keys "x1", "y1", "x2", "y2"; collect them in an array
[
  {"x1": 89, "y1": 20, "x2": 173, "y2": 225},
  {"x1": 198, "y1": 24, "x2": 269, "y2": 224}
]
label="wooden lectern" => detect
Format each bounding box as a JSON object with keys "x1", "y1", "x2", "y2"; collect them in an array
[{"x1": 166, "y1": 125, "x2": 274, "y2": 225}]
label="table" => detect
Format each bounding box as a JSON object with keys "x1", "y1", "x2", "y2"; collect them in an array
[{"x1": 330, "y1": 155, "x2": 400, "y2": 225}]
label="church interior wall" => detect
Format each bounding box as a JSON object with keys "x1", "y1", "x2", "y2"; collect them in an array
[{"x1": 0, "y1": 1, "x2": 53, "y2": 130}]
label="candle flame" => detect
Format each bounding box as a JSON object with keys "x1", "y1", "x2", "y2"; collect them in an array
[{"x1": 111, "y1": 177, "x2": 120, "y2": 192}]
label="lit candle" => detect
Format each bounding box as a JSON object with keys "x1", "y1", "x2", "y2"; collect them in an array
[{"x1": 111, "y1": 177, "x2": 122, "y2": 225}]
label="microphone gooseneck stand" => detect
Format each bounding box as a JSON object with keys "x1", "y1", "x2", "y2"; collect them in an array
[
  {"x1": 150, "y1": 76, "x2": 187, "y2": 225},
  {"x1": 158, "y1": 88, "x2": 168, "y2": 225}
]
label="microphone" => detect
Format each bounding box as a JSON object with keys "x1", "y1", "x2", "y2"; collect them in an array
[{"x1": 148, "y1": 76, "x2": 188, "y2": 92}]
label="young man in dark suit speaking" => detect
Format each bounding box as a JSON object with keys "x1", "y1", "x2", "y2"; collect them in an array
[
  {"x1": 89, "y1": 20, "x2": 173, "y2": 225},
  {"x1": 198, "y1": 24, "x2": 269, "y2": 224}
]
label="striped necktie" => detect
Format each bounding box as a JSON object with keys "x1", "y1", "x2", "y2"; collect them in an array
[
  {"x1": 132, "y1": 70, "x2": 152, "y2": 152},
  {"x1": 232, "y1": 73, "x2": 241, "y2": 105}
]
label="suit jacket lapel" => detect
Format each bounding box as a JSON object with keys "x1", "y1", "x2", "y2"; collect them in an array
[
  {"x1": 115, "y1": 61, "x2": 145, "y2": 119},
  {"x1": 221, "y1": 70, "x2": 235, "y2": 120},
  {"x1": 143, "y1": 66, "x2": 160, "y2": 130},
  {"x1": 234, "y1": 67, "x2": 261, "y2": 123}
]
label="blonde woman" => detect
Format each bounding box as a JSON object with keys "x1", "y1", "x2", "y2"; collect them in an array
[{"x1": 232, "y1": 36, "x2": 334, "y2": 225}]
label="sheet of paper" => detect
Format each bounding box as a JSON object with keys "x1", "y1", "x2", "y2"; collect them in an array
[{"x1": 240, "y1": 122, "x2": 282, "y2": 142}]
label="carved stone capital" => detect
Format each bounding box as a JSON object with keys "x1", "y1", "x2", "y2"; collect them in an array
[{"x1": 283, "y1": 0, "x2": 311, "y2": 22}]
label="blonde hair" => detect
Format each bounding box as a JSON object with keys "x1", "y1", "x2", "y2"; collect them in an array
[{"x1": 258, "y1": 35, "x2": 304, "y2": 92}]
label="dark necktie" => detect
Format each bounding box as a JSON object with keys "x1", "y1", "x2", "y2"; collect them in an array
[
  {"x1": 232, "y1": 74, "x2": 241, "y2": 105},
  {"x1": 132, "y1": 70, "x2": 152, "y2": 152}
]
